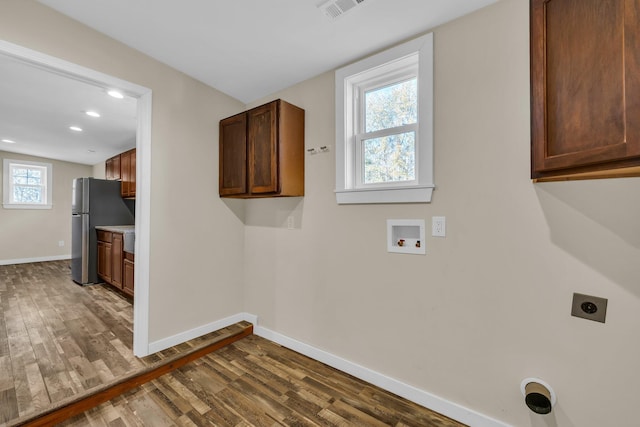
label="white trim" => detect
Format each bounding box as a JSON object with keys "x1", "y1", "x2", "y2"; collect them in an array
[
  {"x1": 254, "y1": 322, "x2": 511, "y2": 427},
  {"x1": 2, "y1": 158, "x2": 53, "y2": 209},
  {"x1": 0, "y1": 254, "x2": 70, "y2": 266},
  {"x1": 335, "y1": 32, "x2": 434, "y2": 204},
  {"x1": 335, "y1": 185, "x2": 433, "y2": 204},
  {"x1": 147, "y1": 312, "x2": 258, "y2": 354},
  {"x1": 133, "y1": 90, "x2": 152, "y2": 356},
  {"x1": 0, "y1": 40, "x2": 153, "y2": 357}
]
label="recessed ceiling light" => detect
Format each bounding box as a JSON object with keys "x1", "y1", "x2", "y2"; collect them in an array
[
  {"x1": 69, "y1": 126, "x2": 83, "y2": 132},
  {"x1": 85, "y1": 111, "x2": 101, "y2": 118},
  {"x1": 108, "y1": 90, "x2": 124, "y2": 99},
  {"x1": 87, "y1": 149, "x2": 96, "y2": 153},
  {"x1": 2, "y1": 139, "x2": 16, "y2": 144}
]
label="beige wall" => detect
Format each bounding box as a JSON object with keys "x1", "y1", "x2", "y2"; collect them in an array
[
  {"x1": 92, "y1": 161, "x2": 106, "y2": 179},
  {"x1": 0, "y1": 0, "x2": 245, "y2": 341},
  {"x1": 0, "y1": 151, "x2": 92, "y2": 263},
  {"x1": 244, "y1": 0, "x2": 640, "y2": 426},
  {"x1": 3, "y1": 0, "x2": 640, "y2": 425}
]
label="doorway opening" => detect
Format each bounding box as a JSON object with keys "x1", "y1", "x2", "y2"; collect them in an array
[{"x1": 0, "y1": 40, "x2": 152, "y2": 356}]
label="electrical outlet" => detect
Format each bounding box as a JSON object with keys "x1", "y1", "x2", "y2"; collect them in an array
[
  {"x1": 571, "y1": 293, "x2": 607, "y2": 323},
  {"x1": 58, "y1": 240, "x2": 64, "y2": 247},
  {"x1": 287, "y1": 216, "x2": 295, "y2": 230},
  {"x1": 432, "y1": 216, "x2": 446, "y2": 237}
]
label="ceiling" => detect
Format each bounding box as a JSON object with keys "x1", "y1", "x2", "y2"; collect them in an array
[
  {"x1": 0, "y1": 0, "x2": 497, "y2": 166},
  {"x1": 0, "y1": 53, "x2": 138, "y2": 165}
]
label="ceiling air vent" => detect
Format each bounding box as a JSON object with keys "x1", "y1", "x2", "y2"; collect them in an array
[{"x1": 317, "y1": 0, "x2": 366, "y2": 20}]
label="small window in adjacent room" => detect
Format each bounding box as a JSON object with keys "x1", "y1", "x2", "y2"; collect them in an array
[
  {"x1": 335, "y1": 32, "x2": 434, "y2": 204},
  {"x1": 2, "y1": 158, "x2": 53, "y2": 209}
]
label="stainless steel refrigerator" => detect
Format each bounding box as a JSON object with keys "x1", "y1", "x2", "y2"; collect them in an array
[{"x1": 71, "y1": 178, "x2": 134, "y2": 284}]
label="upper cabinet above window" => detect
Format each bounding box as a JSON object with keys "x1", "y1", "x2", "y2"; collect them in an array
[
  {"x1": 219, "y1": 99, "x2": 305, "y2": 198},
  {"x1": 530, "y1": 0, "x2": 640, "y2": 182}
]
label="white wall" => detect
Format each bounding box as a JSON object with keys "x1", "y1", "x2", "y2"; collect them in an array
[
  {"x1": 243, "y1": 0, "x2": 640, "y2": 426},
  {"x1": 0, "y1": 0, "x2": 245, "y2": 342},
  {"x1": 0, "y1": 151, "x2": 92, "y2": 263}
]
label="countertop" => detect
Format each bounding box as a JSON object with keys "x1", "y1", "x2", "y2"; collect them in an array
[
  {"x1": 95, "y1": 225, "x2": 135, "y2": 234},
  {"x1": 95, "y1": 225, "x2": 135, "y2": 254}
]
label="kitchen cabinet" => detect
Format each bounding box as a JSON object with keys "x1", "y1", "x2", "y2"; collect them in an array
[
  {"x1": 97, "y1": 230, "x2": 113, "y2": 284},
  {"x1": 105, "y1": 148, "x2": 136, "y2": 197},
  {"x1": 530, "y1": 0, "x2": 640, "y2": 181},
  {"x1": 97, "y1": 229, "x2": 133, "y2": 295},
  {"x1": 105, "y1": 154, "x2": 121, "y2": 180},
  {"x1": 123, "y1": 252, "x2": 134, "y2": 297},
  {"x1": 120, "y1": 148, "x2": 136, "y2": 198},
  {"x1": 111, "y1": 232, "x2": 123, "y2": 288},
  {"x1": 219, "y1": 99, "x2": 304, "y2": 197}
]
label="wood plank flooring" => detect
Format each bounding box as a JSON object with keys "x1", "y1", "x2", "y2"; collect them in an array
[
  {"x1": 60, "y1": 335, "x2": 466, "y2": 427},
  {"x1": 0, "y1": 261, "x2": 249, "y2": 426},
  {"x1": 2, "y1": 261, "x2": 466, "y2": 427}
]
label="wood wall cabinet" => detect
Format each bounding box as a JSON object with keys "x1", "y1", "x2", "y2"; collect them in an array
[
  {"x1": 530, "y1": 0, "x2": 640, "y2": 181},
  {"x1": 105, "y1": 154, "x2": 121, "y2": 181},
  {"x1": 105, "y1": 149, "x2": 136, "y2": 197},
  {"x1": 219, "y1": 99, "x2": 304, "y2": 198},
  {"x1": 120, "y1": 148, "x2": 136, "y2": 198}
]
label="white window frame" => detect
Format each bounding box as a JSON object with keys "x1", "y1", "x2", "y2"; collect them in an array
[
  {"x1": 3, "y1": 158, "x2": 53, "y2": 209},
  {"x1": 335, "y1": 32, "x2": 434, "y2": 204}
]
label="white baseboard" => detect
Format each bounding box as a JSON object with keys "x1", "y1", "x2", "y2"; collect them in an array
[
  {"x1": 0, "y1": 254, "x2": 70, "y2": 266},
  {"x1": 253, "y1": 322, "x2": 512, "y2": 427},
  {"x1": 147, "y1": 312, "x2": 257, "y2": 354}
]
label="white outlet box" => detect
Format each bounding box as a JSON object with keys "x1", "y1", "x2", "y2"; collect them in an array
[
  {"x1": 432, "y1": 216, "x2": 446, "y2": 237},
  {"x1": 287, "y1": 216, "x2": 295, "y2": 229},
  {"x1": 58, "y1": 240, "x2": 64, "y2": 247}
]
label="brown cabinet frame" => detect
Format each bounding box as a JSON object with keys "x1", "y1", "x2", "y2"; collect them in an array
[{"x1": 530, "y1": 0, "x2": 640, "y2": 181}]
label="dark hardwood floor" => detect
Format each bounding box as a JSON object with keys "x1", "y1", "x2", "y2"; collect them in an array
[
  {"x1": 0, "y1": 261, "x2": 247, "y2": 426},
  {"x1": 61, "y1": 335, "x2": 466, "y2": 427},
  {"x1": 1, "y1": 261, "x2": 465, "y2": 427},
  {"x1": 0, "y1": 260, "x2": 137, "y2": 424}
]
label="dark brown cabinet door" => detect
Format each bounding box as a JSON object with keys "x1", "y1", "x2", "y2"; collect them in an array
[
  {"x1": 121, "y1": 150, "x2": 131, "y2": 196},
  {"x1": 105, "y1": 155, "x2": 121, "y2": 180},
  {"x1": 531, "y1": 0, "x2": 640, "y2": 180},
  {"x1": 219, "y1": 113, "x2": 248, "y2": 196},
  {"x1": 248, "y1": 101, "x2": 278, "y2": 194},
  {"x1": 97, "y1": 241, "x2": 112, "y2": 283},
  {"x1": 98, "y1": 242, "x2": 111, "y2": 282},
  {"x1": 111, "y1": 233, "x2": 123, "y2": 289},
  {"x1": 120, "y1": 149, "x2": 136, "y2": 197},
  {"x1": 218, "y1": 99, "x2": 304, "y2": 198},
  {"x1": 123, "y1": 254, "x2": 134, "y2": 297}
]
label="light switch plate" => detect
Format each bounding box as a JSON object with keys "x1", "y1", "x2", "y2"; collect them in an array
[{"x1": 571, "y1": 293, "x2": 607, "y2": 323}]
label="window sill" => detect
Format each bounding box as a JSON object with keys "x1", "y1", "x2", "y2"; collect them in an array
[
  {"x1": 3, "y1": 203, "x2": 52, "y2": 210},
  {"x1": 335, "y1": 186, "x2": 434, "y2": 204}
]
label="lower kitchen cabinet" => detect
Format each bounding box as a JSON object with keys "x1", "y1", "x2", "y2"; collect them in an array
[
  {"x1": 111, "y1": 233, "x2": 123, "y2": 288},
  {"x1": 97, "y1": 241, "x2": 111, "y2": 282},
  {"x1": 97, "y1": 230, "x2": 134, "y2": 296},
  {"x1": 123, "y1": 252, "x2": 134, "y2": 296}
]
